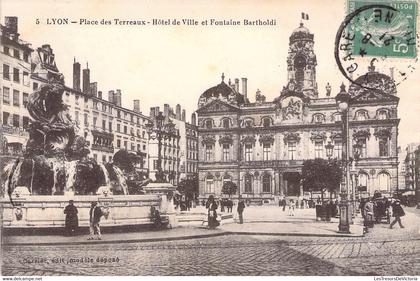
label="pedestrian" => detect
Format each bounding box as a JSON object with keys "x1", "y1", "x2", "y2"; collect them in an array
[
  {"x1": 63, "y1": 200, "x2": 78, "y2": 236},
  {"x1": 288, "y1": 199, "x2": 295, "y2": 216},
  {"x1": 88, "y1": 201, "x2": 104, "y2": 240},
  {"x1": 237, "y1": 196, "x2": 246, "y2": 224},
  {"x1": 390, "y1": 199, "x2": 405, "y2": 229},
  {"x1": 363, "y1": 198, "x2": 375, "y2": 233},
  {"x1": 227, "y1": 199, "x2": 233, "y2": 213},
  {"x1": 281, "y1": 198, "x2": 286, "y2": 212},
  {"x1": 206, "y1": 195, "x2": 220, "y2": 229}
]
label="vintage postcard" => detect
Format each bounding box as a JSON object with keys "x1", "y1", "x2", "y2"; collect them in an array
[{"x1": 1, "y1": 0, "x2": 419, "y2": 278}]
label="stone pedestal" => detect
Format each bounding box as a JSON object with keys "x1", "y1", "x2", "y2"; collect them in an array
[{"x1": 143, "y1": 182, "x2": 179, "y2": 228}]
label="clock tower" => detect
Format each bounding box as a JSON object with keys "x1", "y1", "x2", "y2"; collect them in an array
[{"x1": 287, "y1": 22, "x2": 318, "y2": 98}]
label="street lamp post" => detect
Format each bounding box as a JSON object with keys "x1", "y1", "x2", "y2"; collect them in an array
[
  {"x1": 146, "y1": 111, "x2": 178, "y2": 183},
  {"x1": 325, "y1": 141, "x2": 334, "y2": 160},
  {"x1": 335, "y1": 83, "x2": 352, "y2": 233}
]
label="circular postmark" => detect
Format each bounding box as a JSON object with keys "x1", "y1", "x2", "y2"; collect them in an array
[{"x1": 335, "y1": 2, "x2": 419, "y2": 93}]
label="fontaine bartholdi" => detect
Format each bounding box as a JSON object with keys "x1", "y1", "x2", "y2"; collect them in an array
[{"x1": 1, "y1": 58, "x2": 176, "y2": 229}]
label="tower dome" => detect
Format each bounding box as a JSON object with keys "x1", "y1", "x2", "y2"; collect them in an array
[
  {"x1": 348, "y1": 65, "x2": 397, "y2": 96},
  {"x1": 289, "y1": 22, "x2": 314, "y2": 44},
  {"x1": 197, "y1": 74, "x2": 245, "y2": 108}
]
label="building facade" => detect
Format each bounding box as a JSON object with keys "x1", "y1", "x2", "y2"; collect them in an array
[
  {"x1": 147, "y1": 104, "x2": 198, "y2": 185},
  {"x1": 1, "y1": 17, "x2": 150, "y2": 175},
  {"x1": 0, "y1": 17, "x2": 33, "y2": 159},
  {"x1": 404, "y1": 142, "x2": 420, "y2": 191},
  {"x1": 196, "y1": 23, "x2": 399, "y2": 202}
]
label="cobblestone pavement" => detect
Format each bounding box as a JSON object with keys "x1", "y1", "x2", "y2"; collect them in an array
[{"x1": 2, "y1": 208, "x2": 419, "y2": 276}]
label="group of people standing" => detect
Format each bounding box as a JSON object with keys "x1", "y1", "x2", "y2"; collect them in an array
[
  {"x1": 361, "y1": 197, "x2": 405, "y2": 233},
  {"x1": 205, "y1": 195, "x2": 246, "y2": 229},
  {"x1": 63, "y1": 200, "x2": 104, "y2": 240}
]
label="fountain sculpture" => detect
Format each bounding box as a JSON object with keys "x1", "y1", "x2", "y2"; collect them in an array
[{"x1": 3, "y1": 75, "x2": 128, "y2": 198}]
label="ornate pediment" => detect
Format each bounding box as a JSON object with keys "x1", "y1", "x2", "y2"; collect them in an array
[
  {"x1": 259, "y1": 134, "x2": 275, "y2": 145},
  {"x1": 282, "y1": 98, "x2": 302, "y2": 121},
  {"x1": 283, "y1": 132, "x2": 301, "y2": 144},
  {"x1": 373, "y1": 127, "x2": 392, "y2": 139},
  {"x1": 201, "y1": 135, "x2": 216, "y2": 145},
  {"x1": 352, "y1": 90, "x2": 399, "y2": 104},
  {"x1": 241, "y1": 135, "x2": 256, "y2": 144},
  {"x1": 219, "y1": 134, "x2": 233, "y2": 145},
  {"x1": 196, "y1": 99, "x2": 239, "y2": 114},
  {"x1": 310, "y1": 131, "x2": 327, "y2": 142},
  {"x1": 352, "y1": 129, "x2": 371, "y2": 141}
]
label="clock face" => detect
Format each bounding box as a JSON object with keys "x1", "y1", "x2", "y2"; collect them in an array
[{"x1": 294, "y1": 55, "x2": 307, "y2": 68}]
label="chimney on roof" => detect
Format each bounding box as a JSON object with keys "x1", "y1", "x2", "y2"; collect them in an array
[
  {"x1": 133, "y1": 100, "x2": 140, "y2": 113},
  {"x1": 182, "y1": 109, "x2": 186, "y2": 122},
  {"x1": 5, "y1": 16, "x2": 18, "y2": 35},
  {"x1": 73, "y1": 58, "x2": 81, "y2": 91},
  {"x1": 241, "y1": 78, "x2": 248, "y2": 101},
  {"x1": 115, "y1": 89, "x2": 122, "y2": 107},
  {"x1": 89, "y1": 82, "x2": 97, "y2": 97},
  {"x1": 191, "y1": 113, "x2": 197, "y2": 126},
  {"x1": 176, "y1": 104, "x2": 181, "y2": 120},
  {"x1": 234, "y1": 78, "x2": 239, "y2": 93},
  {"x1": 150, "y1": 107, "x2": 156, "y2": 119},
  {"x1": 108, "y1": 90, "x2": 115, "y2": 103},
  {"x1": 164, "y1": 104, "x2": 170, "y2": 119},
  {"x1": 82, "y1": 63, "x2": 90, "y2": 95}
]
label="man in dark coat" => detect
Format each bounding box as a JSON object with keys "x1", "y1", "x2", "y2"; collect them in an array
[
  {"x1": 237, "y1": 196, "x2": 246, "y2": 224},
  {"x1": 390, "y1": 199, "x2": 405, "y2": 229},
  {"x1": 206, "y1": 195, "x2": 219, "y2": 229},
  {"x1": 64, "y1": 200, "x2": 78, "y2": 236},
  {"x1": 88, "y1": 201, "x2": 103, "y2": 240}
]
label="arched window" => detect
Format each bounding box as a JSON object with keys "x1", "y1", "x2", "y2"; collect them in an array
[
  {"x1": 262, "y1": 117, "x2": 271, "y2": 128},
  {"x1": 313, "y1": 114, "x2": 325, "y2": 124},
  {"x1": 359, "y1": 172, "x2": 369, "y2": 194},
  {"x1": 244, "y1": 174, "x2": 253, "y2": 193},
  {"x1": 222, "y1": 118, "x2": 230, "y2": 129},
  {"x1": 378, "y1": 172, "x2": 391, "y2": 192},
  {"x1": 262, "y1": 174, "x2": 271, "y2": 193},
  {"x1": 205, "y1": 175, "x2": 214, "y2": 194},
  {"x1": 223, "y1": 174, "x2": 231, "y2": 185},
  {"x1": 205, "y1": 119, "x2": 213, "y2": 129},
  {"x1": 377, "y1": 110, "x2": 388, "y2": 120},
  {"x1": 333, "y1": 113, "x2": 342, "y2": 122},
  {"x1": 243, "y1": 118, "x2": 254, "y2": 128},
  {"x1": 355, "y1": 110, "x2": 369, "y2": 121}
]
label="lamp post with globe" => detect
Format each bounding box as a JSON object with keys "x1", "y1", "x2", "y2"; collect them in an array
[
  {"x1": 335, "y1": 83, "x2": 352, "y2": 233},
  {"x1": 145, "y1": 111, "x2": 178, "y2": 183}
]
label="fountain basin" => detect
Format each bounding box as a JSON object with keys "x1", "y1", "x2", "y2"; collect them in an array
[{"x1": 1, "y1": 194, "x2": 164, "y2": 228}]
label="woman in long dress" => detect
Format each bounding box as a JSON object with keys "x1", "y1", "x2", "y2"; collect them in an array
[{"x1": 206, "y1": 195, "x2": 220, "y2": 229}]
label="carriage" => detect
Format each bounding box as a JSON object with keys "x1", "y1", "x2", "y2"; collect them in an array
[{"x1": 373, "y1": 197, "x2": 391, "y2": 224}]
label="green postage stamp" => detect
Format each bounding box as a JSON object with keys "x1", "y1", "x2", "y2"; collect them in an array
[{"x1": 347, "y1": 0, "x2": 418, "y2": 58}]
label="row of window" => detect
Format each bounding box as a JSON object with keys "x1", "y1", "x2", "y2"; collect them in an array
[
  {"x1": 203, "y1": 138, "x2": 389, "y2": 162},
  {"x1": 203, "y1": 109, "x2": 390, "y2": 130},
  {"x1": 2, "y1": 112, "x2": 30, "y2": 128},
  {"x1": 204, "y1": 117, "x2": 272, "y2": 129},
  {"x1": 73, "y1": 93, "x2": 147, "y2": 126},
  {"x1": 3, "y1": 46, "x2": 30, "y2": 62},
  {"x1": 186, "y1": 162, "x2": 197, "y2": 173},
  {"x1": 205, "y1": 171, "x2": 392, "y2": 195},
  {"x1": 205, "y1": 174, "x2": 272, "y2": 194},
  {"x1": 2, "y1": 64, "x2": 30, "y2": 86},
  {"x1": 2, "y1": 87, "x2": 29, "y2": 107},
  {"x1": 116, "y1": 139, "x2": 146, "y2": 151}
]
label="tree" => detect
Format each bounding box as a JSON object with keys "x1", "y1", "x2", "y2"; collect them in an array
[
  {"x1": 222, "y1": 181, "x2": 238, "y2": 198},
  {"x1": 301, "y1": 158, "x2": 342, "y2": 202},
  {"x1": 177, "y1": 174, "x2": 199, "y2": 200}
]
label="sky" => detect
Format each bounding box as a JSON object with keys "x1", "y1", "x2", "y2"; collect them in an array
[{"x1": 2, "y1": 0, "x2": 420, "y2": 148}]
